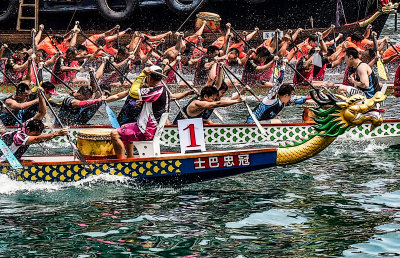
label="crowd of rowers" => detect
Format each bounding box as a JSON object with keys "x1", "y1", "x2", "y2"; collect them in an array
[{"x1": 0, "y1": 20, "x2": 398, "y2": 160}]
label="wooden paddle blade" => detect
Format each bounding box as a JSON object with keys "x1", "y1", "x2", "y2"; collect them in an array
[
  {"x1": 105, "y1": 104, "x2": 120, "y2": 129},
  {"x1": 212, "y1": 110, "x2": 224, "y2": 123},
  {"x1": 245, "y1": 103, "x2": 267, "y2": 135},
  {"x1": 0, "y1": 139, "x2": 23, "y2": 170},
  {"x1": 312, "y1": 53, "x2": 323, "y2": 68},
  {"x1": 377, "y1": 60, "x2": 388, "y2": 80}
]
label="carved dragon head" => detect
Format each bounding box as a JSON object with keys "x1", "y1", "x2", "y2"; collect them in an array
[
  {"x1": 380, "y1": 1, "x2": 399, "y2": 14},
  {"x1": 311, "y1": 91, "x2": 387, "y2": 137}
]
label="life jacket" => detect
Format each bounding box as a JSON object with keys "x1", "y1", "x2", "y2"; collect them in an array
[
  {"x1": 383, "y1": 42, "x2": 400, "y2": 61},
  {"x1": 313, "y1": 63, "x2": 327, "y2": 81},
  {"x1": 212, "y1": 36, "x2": 225, "y2": 49},
  {"x1": 51, "y1": 55, "x2": 77, "y2": 84},
  {"x1": 3, "y1": 54, "x2": 26, "y2": 84},
  {"x1": 38, "y1": 37, "x2": 57, "y2": 57},
  {"x1": 293, "y1": 57, "x2": 313, "y2": 85},
  {"x1": 83, "y1": 34, "x2": 101, "y2": 54}
]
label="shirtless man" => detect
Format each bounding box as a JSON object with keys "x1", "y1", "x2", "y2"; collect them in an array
[{"x1": 338, "y1": 47, "x2": 380, "y2": 99}]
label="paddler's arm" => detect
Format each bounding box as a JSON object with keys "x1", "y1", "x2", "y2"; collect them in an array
[
  {"x1": 32, "y1": 87, "x2": 46, "y2": 120},
  {"x1": 245, "y1": 27, "x2": 259, "y2": 42},
  {"x1": 12, "y1": 59, "x2": 30, "y2": 72},
  {"x1": 26, "y1": 129, "x2": 68, "y2": 145},
  {"x1": 256, "y1": 55, "x2": 279, "y2": 71},
  {"x1": 125, "y1": 68, "x2": 150, "y2": 99},
  {"x1": 291, "y1": 28, "x2": 303, "y2": 42},
  {"x1": 364, "y1": 24, "x2": 372, "y2": 39},
  {"x1": 171, "y1": 89, "x2": 196, "y2": 100},
  {"x1": 321, "y1": 25, "x2": 335, "y2": 39},
  {"x1": 348, "y1": 65, "x2": 369, "y2": 89},
  {"x1": 5, "y1": 98, "x2": 38, "y2": 111},
  {"x1": 45, "y1": 51, "x2": 59, "y2": 67}
]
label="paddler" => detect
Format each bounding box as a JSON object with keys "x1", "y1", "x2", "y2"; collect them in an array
[
  {"x1": 0, "y1": 87, "x2": 68, "y2": 162},
  {"x1": 246, "y1": 60, "x2": 307, "y2": 124},
  {"x1": 338, "y1": 47, "x2": 380, "y2": 98}
]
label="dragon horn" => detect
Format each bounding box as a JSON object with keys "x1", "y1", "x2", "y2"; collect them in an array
[{"x1": 310, "y1": 90, "x2": 332, "y2": 106}]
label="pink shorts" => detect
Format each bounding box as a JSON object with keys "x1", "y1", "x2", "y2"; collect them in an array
[{"x1": 117, "y1": 122, "x2": 156, "y2": 145}]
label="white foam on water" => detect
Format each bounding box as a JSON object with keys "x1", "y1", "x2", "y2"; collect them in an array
[
  {"x1": 225, "y1": 209, "x2": 308, "y2": 228},
  {"x1": 0, "y1": 173, "x2": 132, "y2": 195},
  {"x1": 358, "y1": 178, "x2": 398, "y2": 189}
]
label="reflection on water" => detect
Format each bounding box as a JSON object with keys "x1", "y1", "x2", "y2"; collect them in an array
[{"x1": 0, "y1": 14, "x2": 400, "y2": 258}]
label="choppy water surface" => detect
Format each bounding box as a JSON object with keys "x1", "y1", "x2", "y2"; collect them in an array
[{"x1": 1, "y1": 16, "x2": 400, "y2": 257}]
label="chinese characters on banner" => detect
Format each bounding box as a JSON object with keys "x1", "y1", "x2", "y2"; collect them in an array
[{"x1": 194, "y1": 154, "x2": 250, "y2": 169}]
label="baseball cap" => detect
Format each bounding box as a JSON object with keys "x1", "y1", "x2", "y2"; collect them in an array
[{"x1": 149, "y1": 65, "x2": 165, "y2": 77}]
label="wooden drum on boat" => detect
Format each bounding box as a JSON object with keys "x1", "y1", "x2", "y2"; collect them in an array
[
  {"x1": 302, "y1": 100, "x2": 319, "y2": 123},
  {"x1": 77, "y1": 128, "x2": 115, "y2": 158},
  {"x1": 195, "y1": 12, "x2": 221, "y2": 33}
]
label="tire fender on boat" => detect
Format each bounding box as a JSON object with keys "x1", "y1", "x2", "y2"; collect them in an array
[
  {"x1": 0, "y1": 0, "x2": 18, "y2": 23},
  {"x1": 166, "y1": 0, "x2": 208, "y2": 14},
  {"x1": 95, "y1": 0, "x2": 138, "y2": 21}
]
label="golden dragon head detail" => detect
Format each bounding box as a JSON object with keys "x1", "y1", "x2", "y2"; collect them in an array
[{"x1": 311, "y1": 91, "x2": 387, "y2": 137}]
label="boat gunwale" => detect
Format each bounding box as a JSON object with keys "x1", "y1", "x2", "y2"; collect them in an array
[
  {"x1": 2, "y1": 147, "x2": 277, "y2": 167},
  {"x1": 4, "y1": 119, "x2": 400, "y2": 130}
]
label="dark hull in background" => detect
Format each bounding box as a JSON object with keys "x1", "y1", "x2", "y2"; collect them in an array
[{"x1": 0, "y1": 0, "x2": 390, "y2": 34}]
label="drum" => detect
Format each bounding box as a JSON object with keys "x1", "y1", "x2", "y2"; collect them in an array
[
  {"x1": 195, "y1": 12, "x2": 221, "y2": 33},
  {"x1": 77, "y1": 128, "x2": 115, "y2": 158},
  {"x1": 302, "y1": 100, "x2": 319, "y2": 123}
]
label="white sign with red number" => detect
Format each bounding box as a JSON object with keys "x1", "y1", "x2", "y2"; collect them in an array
[{"x1": 178, "y1": 118, "x2": 206, "y2": 154}]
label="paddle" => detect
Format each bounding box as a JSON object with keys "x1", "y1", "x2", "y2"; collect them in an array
[
  {"x1": 0, "y1": 138, "x2": 23, "y2": 170},
  {"x1": 32, "y1": 62, "x2": 91, "y2": 169},
  {"x1": 222, "y1": 65, "x2": 262, "y2": 102},
  {"x1": 373, "y1": 33, "x2": 387, "y2": 80},
  {"x1": 89, "y1": 70, "x2": 120, "y2": 128},
  {"x1": 160, "y1": 80, "x2": 188, "y2": 119},
  {"x1": 42, "y1": 66, "x2": 75, "y2": 92},
  {"x1": 231, "y1": 27, "x2": 252, "y2": 49},
  {"x1": 0, "y1": 98, "x2": 24, "y2": 169},
  {"x1": 42, "y1": 28, "x2": 62, "y2": 54},
  {"x1": 221, "y1": 65, "x2": 267, "y2": 135},
  {"x1": 312, "y1": 33, "x2": 323, "y2": 68}
]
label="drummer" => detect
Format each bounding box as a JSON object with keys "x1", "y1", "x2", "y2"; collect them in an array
[
  {"x1": 0, "y1": 87, "x2": 68, "y2": 162},
  {"x1": 109, "y1": 66, "x2": 192, "y2": 159}
]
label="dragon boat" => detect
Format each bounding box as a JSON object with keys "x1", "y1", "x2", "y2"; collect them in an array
[
  {"x1": 38, "y1": 119, "x2": 400, "y2": 149},
  {"x1": 0, "y1": 90, "x2": 388, "y2": 183}
]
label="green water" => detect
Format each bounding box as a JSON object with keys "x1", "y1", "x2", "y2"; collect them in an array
[{"x1": 1, "y1": 14, "x2": 400, "y2": 258}]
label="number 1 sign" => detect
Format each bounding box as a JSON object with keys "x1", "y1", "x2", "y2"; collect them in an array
[{"x1": 178, "y1": 118, "x2": 206, "y2": 154}]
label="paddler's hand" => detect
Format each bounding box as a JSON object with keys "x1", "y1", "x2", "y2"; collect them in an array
[
  {"x1": 176, "y1": 55, "x2": 182, "y2": 62},
  {"x1": 100, "y1": 95, "x2": 107, "y2": 102},
  {"x1": 367, "y1": 24, "x2": 373, "y2": 30},
  {"x1": 338, "y1": 33, "x2": 343, "y2": 39},
  {"x1": 1, "y1": 44, "x2": 8, "y2": 49},
  {"x1": 245, "y1": 85, "x2": 252, "y2": 92},
  {"x1": 29, "y1": 53, "x2": 36, "y2": 60},
  {"x1": 273, "y1": 55, "x2": 279, "y2": 61},
  {"x1": 348, "y1": 75, "x2": 356, "y2": 85},
  {"x1": 167, "y1": 31, "x2": 173, "y2": 36},
  {"x1": 39, "y1": 24, "x2": 44, "y2": 31},
  {"x1": 124, "y1": 27, "x2": 132, "y2": 33},
  {"x1": 226, "y1": 23, "x2": 231, "y2": 29},
  {"x1": 136, "y1": 100, "x2": 143, "y2": 107},
  {"x1": 55, "y1": 129, "x2": 69, "y2": 137},
  {"x1": 255, "y1": 27, "x2": 259, "y2": 32},
  {"x1": 38, "y1": 61, "x2": 45, "y2": 69},
  {"x1": 238, "y1": 96, "x2": 246, "y2": 103},
  {"x1": 115, "y1": 25, "x2": 120, "y2": 30},
  {"x1": 330, "y1": 24, "x2": 335, "y2": 29}
]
